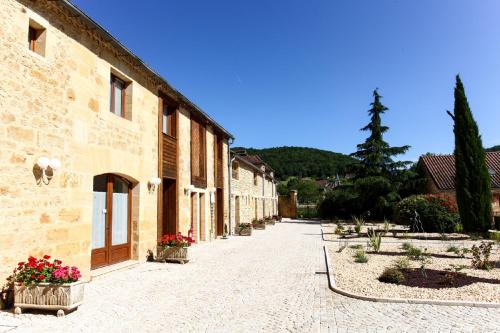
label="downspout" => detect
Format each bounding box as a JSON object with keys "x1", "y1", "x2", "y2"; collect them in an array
[
  {"x1": 262, "y1": 172, "x2": 265, "y2": 218},
  {"x1": 227, "y1": 137, "x2": 235, "y2": 235}
]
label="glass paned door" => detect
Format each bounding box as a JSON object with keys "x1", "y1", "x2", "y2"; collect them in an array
[{"x1": 112, "y1": 177, "x2": 129, "y2": 245}]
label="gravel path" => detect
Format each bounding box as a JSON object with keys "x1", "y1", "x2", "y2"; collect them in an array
[{"x1": 0, "y1": 220, "x2": 499, "y2": 333}]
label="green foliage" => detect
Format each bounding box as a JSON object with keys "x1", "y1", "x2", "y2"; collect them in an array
[
  {"x1": 446, "y1": 246, "x2": 459, "y2": 253},
  {"x1": 393, "y1": 258, "x2": 410, "y2": 270},
  {"x1": 471, "y1": 242, "x2": 494, "y2": 270},
  {"x1": 367, "y1": 228, "x2": 382, "y2": 252},
  {"x1": 451, "y1": 75, "x2": 492, "y2": 232},
  {"x1": 351, "y1": 89, "x2": 410, "y2": 177},
  {"x1": 354, "y1": 250, "x2": 368, "y2": 263},
  {"x1": 405, "y1": 246, "x2": 425, "y2": 260},
  {"x1": 401, "y1": 242, "x2": 413, "y2": 251},
  {"x1": 393, "y1": 194, "x2": 460, "y2": 233},
  {"x1": 334, "y1": 225, "x2": 344, "y2": 235},
  {"x1": 279, "y1": 177, "x2": 322, "y2": 204},
  {"x1": 379, "y1": 267, "x2": 405, "y2": 284},
  {"x1": 319, "y1": 90, "x2": 414, "y2": 220},
  {"x1": 353, "y1": 215, "x2": 365, "y2": 234},
  {"x1": 486, "y1": 145, "x2": 500, "y2": 152},
  {"x1": 383, "y1": 219, "x2": 391, "y2": 233},
  {"x1": 236, "y1": 146, "x2": 356, "y2": 180}
]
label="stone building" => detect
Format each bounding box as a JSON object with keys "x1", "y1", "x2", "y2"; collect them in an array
[
  {"x1": 0, "y1": 0, "x2": 232, "y2": 282},
  {"x1": 419, "y1": 152, "x2": 500, "y2": 220},
  {"x1": 230, "y1": 152, "x2": 278, "y2": 228}
]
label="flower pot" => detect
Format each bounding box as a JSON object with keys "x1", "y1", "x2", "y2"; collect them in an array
[
  {"x1": 265, "y1": 220, "x2": 275, "y2": 225},
  {"x1": 157, "y1": 245, "x2": 190, "y2": 264},
  {"x1": 252, "y1": 222, "x2": 266, "y2": 230},
  {"x1": 238, "y1": 228, "x2": 252, "y2": 236},
  {"x1": 13, "y1": 281, "x2": 85, "y2": 316}
]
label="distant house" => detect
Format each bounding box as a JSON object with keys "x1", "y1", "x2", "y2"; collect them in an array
[{"x1": 418, "y1": 152, "x2": 500, "y2": 218}]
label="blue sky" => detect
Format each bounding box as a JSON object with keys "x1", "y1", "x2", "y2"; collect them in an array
[{"x1": 73, "y1": 0, "x2": 500, "y2": 161}]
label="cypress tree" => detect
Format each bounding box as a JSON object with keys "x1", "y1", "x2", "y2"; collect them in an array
[{"x1": 451, "y1": 75, "x2": 492, "y2": 232}]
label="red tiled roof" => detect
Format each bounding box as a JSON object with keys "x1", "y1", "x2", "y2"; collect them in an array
[{"x1": 420, "y1": 152, "x2": 500, "y2": 190}]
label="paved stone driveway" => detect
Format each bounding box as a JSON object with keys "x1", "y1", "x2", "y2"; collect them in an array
[{"x1": 0, "y1": 220, "x2": 499, "y2": 333}]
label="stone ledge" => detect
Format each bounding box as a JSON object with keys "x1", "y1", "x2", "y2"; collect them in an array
[
  {"x1": 322, "y1": 245, "x2": 500, "y2": 309},
  {"x1": 90, "y1": 260, "x2": 139, "y2": 280}
]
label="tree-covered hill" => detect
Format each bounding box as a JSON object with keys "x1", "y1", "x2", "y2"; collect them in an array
[
  {"x1": 233, "y1": 146, "x2": 356, "y2": 180},
  {"x1": 486, "y1": 145, "x2": 500, "y2": 152}
]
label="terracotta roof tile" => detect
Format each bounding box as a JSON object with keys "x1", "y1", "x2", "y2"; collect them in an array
[{"x1": 420, "y1": 152, "x2": 500, "y2": 190}]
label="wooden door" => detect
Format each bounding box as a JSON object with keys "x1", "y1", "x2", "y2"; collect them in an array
[
  {"x1": 162, "y1": 178, "x2": 177, "y2": 235},
  {"x1": 216, "y1": 189, "x2": 224, "y2": 236},
  {"x1": 235, "y1": 196, "x2": 240, "y2": 225},
  {"x1": 91, "y1": 174, "x2": 131, "y2": 269}
]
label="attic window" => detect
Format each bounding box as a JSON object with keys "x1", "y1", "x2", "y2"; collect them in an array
[{"x1": 28, "y1": 19, "x2": 46, "y2": 56}]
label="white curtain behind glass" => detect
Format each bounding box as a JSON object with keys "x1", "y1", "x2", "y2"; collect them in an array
[
  {"x1": 112, "y1": 192, "x2": 128, "y2": 245},
  {"x1": 92, "y1": 192, "x2": 106, "y2": 249}
]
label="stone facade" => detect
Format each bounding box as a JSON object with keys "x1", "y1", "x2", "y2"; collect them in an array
[
  {"x1": 0, "y1": 0, "x2": 232, "y2": 283},
  {"x1": 230, "y1": 154, "x2": 278, "y2": 229}
]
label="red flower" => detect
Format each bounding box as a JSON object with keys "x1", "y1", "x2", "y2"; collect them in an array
[
  {"x1": 43, "y1": 255, "x2": 51, "y2": 260},
  {"x1": 27, "y1": 261, "x2": 37, "y2": 268},
  {"x1": 37, "y1": 274, "x2": 45, "y2": 281},
  {"x1": 17, "y1": 262, "x2": 25, "y2": 266}
]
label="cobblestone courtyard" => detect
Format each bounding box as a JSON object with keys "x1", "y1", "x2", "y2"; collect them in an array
[{"x1": 1, "y1": 220, "x2": 499, "y2": 333}]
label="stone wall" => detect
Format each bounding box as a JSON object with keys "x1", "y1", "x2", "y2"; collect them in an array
[{"x1": 0, "y1": 0, "x2": 159, "y2": 282}]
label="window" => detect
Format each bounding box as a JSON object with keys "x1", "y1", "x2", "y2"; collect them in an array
[
  {"x1": 254, "y1": 172, "x2": 258, "y2": 186},
  {"x1": 232, "y1": 161, "x2": 239, "y2": 180},
  {"x1": 28, "y1": 20, "x2": 46, "y2": 56},
  {"x1": 161, "y1": 101, "x2": 176, "y2": 137},
  {"x1": 110, "y1": 74, "x2": 126, "y2": 117}
]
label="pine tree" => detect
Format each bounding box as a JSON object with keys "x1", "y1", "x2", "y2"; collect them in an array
[
  {"x1": 450, "y1": 75, "x2": 492, "y2": 232},
  {"x1": 351, "y1": 89, "x2": 410, "y2": 176},
  {"x1": 348, "y1": 89, "x2": 411, "y2": 218}
]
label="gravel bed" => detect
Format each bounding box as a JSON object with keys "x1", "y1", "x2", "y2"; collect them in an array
[{"x1": 324, "y1": 225, "x2": 500, "y2": 303}]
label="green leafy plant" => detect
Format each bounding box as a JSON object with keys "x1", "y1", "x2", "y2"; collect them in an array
[
  {"x1": 349, "y1": 244, "x2": 363, "y2": 250},
  {"x1": 353, "y1": 215, "x2": 365, "y2": 234},
  {"x1": 442, "y1": 264, "x2": 467, "y2": 287},
  {"x1": 401, "y1": 242, "x2": 413, "y2": 251},
  {"x1": 354, "y1": 250, "x2": 368, "y2": 263},
  {"x1": 416, "y1": 249, "x2": 432, "y2": 278},
  {"x1": 453, "y1": 223, "x2": 464, "y2": 233},
  {"x1": 334, "y1": 224, "x2": 345, "y2": 235},
  {"x1": 471, "y1": 241, "x2": 494, "y2": 270},
  {"x1": 383, "y1": 219, "x2": 390, "y2": 234},
  {"x1": 367, "y1": 228, "x2": 382, "y2": 252},
  {"x1": 405, "y1": 246, "x2": 426, "y2": 261},
  {"x1": 446, "y1": 245, "x2": 459, "y2": 253},
  {"x1": 379, "y1": 267, "x2": 405, "y2": 284},
  {"x1": 393, "y1": 257, "x2": 410, "y2": 270}
]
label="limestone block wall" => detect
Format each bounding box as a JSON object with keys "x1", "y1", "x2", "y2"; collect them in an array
[
  {"x1": 231, "y1": 163, "x2": 259, "y2": 225},
  {"x1": 0, "y1": 0, "x2": 159, "y2": 282}
]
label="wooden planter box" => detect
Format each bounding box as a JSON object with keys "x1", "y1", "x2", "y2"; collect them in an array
[
  {"x1": 238, "y1": 226, "x2": 253, "y2": 236},
  {"x1": 157, "y1": 245, "x2": 190, "y2": 264},
  {"x1": 13, "y1": 281, "x2": 85, "y2": 316},
  {"x1": 252, "y1": 222, "x2": 266, "y2": 230}
]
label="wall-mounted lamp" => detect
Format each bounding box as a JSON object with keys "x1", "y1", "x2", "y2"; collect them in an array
[
  {"x1": 148, "y1": 177, "x2": 161, "y2": 193},
  {"x1": 184, "y1": 184, "x2": 195, "y2": 196},
  {"x1": 36, "y1": 156, "x2": 61, "y2": 185}
]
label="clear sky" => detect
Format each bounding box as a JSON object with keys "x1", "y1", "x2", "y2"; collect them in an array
[{"x1": 72, "y1": 0, "x2": 500, "y2": 161}]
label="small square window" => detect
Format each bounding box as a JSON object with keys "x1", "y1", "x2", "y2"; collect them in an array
[{"x1": 28, "y1": 20, "x2": 46, "y2": 56}]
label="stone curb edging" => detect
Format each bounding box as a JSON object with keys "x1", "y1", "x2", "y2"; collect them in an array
[{"x1": 322, "y1": 244, "x2": 500, "y2": 309}]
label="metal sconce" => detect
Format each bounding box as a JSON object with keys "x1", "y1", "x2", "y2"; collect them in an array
[
  {"x1": 148, "y1": 177, "x2": 161, "y2": 193},
  {"x1": 36, "y1": 156, "x2": 61, "y2": 185}
]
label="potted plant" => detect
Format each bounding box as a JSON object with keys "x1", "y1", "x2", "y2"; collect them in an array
[
  {"x1": 252, "y1": 219, "x2": 266, "y2": 230},
  {"x1": 265, "y1": 217, "x2": 275, "y2": 226},
  {"x1": 222, "y1": 224, "x2": 229, "y2": 239},
  {"x1": 157, "y1": 233, "x2": 195, "y2": 264},
  {"x1": 272, "y1": 215, "x2": 282, "y2": 222},
  {"x1": 9, "y1": 255, "x2": 84, "y2": 317},
  {"x1": 237, "y1": 223, "x2": 253, "y2": 236}
]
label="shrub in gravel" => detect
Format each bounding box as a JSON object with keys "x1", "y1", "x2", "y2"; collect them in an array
[
  {"x1": 379, "y1": 267, "x2": 405, "y2": 285},
  {"x1": 393, "y1": 258, "x2": 410, "y2": 270},
  {"x1": 349, "y1": 244, "x2": 363, "y2": 250},
  {"x1": 354, "y1": 250, "x2": 368, "y2": 263},
  {"x1": 471, "y1": 242, "x2": 494, "y2": 270},
  {"x1": 406, "y1": 246, "x2": 425, "y2": 260},
  {"x1": 401, "y1": 242, "x2": 413, "y2": 251},
  {"x1": 446, "y1": 245, "x2": 459, "y2": 253}
]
